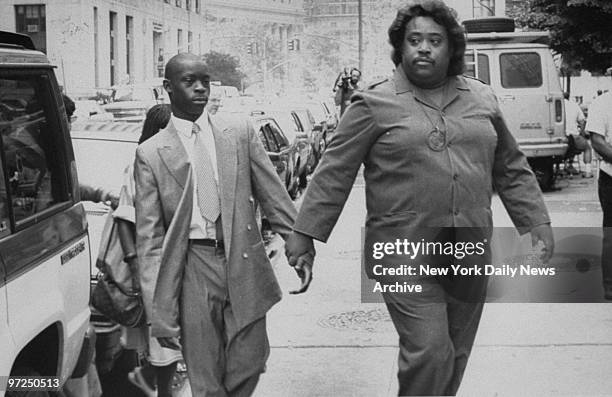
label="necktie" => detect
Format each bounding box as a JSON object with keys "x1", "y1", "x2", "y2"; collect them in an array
[{"x1": 192, "y1": 123, "x2": 220, "y2": 222}]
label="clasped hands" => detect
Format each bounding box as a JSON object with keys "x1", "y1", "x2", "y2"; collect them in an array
[{"x1": 285, "y1": 232, "x2": 315, "y2": 294}]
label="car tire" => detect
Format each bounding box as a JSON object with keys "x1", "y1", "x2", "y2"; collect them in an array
[{"x1": 463, "y1": 17, "x2": 515, "y2": 33}]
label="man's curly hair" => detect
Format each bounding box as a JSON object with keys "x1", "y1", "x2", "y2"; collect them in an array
[{"x1": 388, "y1": 0, "x2": 466, "y2": 76}]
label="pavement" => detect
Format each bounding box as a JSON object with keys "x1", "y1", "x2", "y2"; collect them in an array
[{"x1": 251, "y1": 172, "x2": 612, "y2": 397}]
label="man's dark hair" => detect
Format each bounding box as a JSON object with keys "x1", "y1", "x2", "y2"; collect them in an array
[
  {"x1": 388, "y1": 0, "x2": 466, "y2": 76},
  {"x1": 139, "y1": 104, "x2": 171, "y2": 144}
]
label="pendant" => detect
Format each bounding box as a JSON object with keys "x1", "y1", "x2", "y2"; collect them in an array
[{"x1": 427, "y1": 127, "x2": 447, "y2": 152}]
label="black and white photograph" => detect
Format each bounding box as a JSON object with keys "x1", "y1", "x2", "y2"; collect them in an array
[{"x1": 0, "y1": 0, "x2": 611, "y2": 396}]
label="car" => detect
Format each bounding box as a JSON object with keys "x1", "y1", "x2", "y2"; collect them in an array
[
  {"x1": 218, "y1": 107, "x2": 301, "y2": 199},
  {"x1": 102, "y1": 83, "x2": 168, "y2": 122},
  {"x1": 259, "y1": 107, "x2": 312, "y2": 188},
  {"x1": 0, "y1": 30, "x2": 94, "y2": 393},
  {"x1": 72, "y1": 100, "x2": 114, "y2": 122}
]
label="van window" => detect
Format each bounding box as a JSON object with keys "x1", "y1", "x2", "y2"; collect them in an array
[
  {"x1": 500, "y1": 52, "x2": 542, "y2": 88},
  {"x1": 464, "y1": 53, "x2": 490, "y2": 85},
  {"x1": 0, "y1": 73, "x2": 71, "y2": 230}
]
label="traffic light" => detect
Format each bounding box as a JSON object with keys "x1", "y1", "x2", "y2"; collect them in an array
[
  {"x1": 287, "y1": 39, "x2": 300, "y2": 51},
  {"x1": 246, "y1": 42, "x2": 253, "y2": 55}
]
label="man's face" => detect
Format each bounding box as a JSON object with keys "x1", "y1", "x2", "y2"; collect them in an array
[
  {"x1": 207, "y1": 97, "x2": 221, "y2": 114},
  {"x1": 350, "y1": 70, "x2": 361, "y2": 84},
  {"x1": 400, "y1": 16, "x2": 451, "y2": 88},
  {"x1": 163, "y1": 58, "x2": 210, "y2": 120}
]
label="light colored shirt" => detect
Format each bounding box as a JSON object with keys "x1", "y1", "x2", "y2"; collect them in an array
[
  {"x1": 587, "y1": 92, "x2": 612, "y2": 176},
  {"x1": 564, "y1": 99, "x2": 585, "y2": 136},
  {"x1": 172, "y1": 113, "x2": 219, "y2": 239}
]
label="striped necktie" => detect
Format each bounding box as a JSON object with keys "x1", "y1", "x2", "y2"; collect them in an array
[{"x1": 192, "y1": 122, "x2": 220, "y2": 222}]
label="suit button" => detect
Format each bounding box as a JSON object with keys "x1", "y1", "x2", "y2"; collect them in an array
[
  {"x1": 453, "y1": 174, "x2": 458, "y2": 181},
  {"x1": 247, "y1": 224, "x2": 252, "y2": 231},
  {"x1": 242, "y1": 253, "x2": 249, "y2": 259},
  {"x1": 248, "y1": 196, "x2": 254, "y2": 203},
  {"x1": 454, "y1": 209, "x2": 459, "y2": 216}
]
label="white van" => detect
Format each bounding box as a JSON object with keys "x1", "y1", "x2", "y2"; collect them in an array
[
  {"x1": 0, "y1": 31, "x2": 94, "y2": 395},
  {"x1": 463, "y1": 18, "x2": 567, "y2": 190}
]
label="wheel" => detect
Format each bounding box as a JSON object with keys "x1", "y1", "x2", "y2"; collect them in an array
[
  {"x1": 463, "y1": 17, "x2": 515, "y2": 33},
  {"x1": 6, "y1": 367, "x2": 50, "y2": 397}
]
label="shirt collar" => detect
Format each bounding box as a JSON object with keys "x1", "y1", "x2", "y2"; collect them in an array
[{"x1": 171, "y1": 112, "x2": 210, "y2": 138}]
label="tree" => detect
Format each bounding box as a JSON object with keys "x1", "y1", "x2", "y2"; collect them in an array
[
  {"x1": 511, "y1": 0, "x2": 612, "y2": 74},
  {"x1": 201, "y1": 51, "x2": 245, "y2": 89}
]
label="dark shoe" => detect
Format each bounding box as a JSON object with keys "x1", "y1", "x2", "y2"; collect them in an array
[{"x1": 128, "y1": 366, "x2": 157, "y2": 397}]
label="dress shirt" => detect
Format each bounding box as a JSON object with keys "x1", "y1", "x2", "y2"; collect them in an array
[{"x1": 172, "y1": 113, "x2": 219, "y2": 239}]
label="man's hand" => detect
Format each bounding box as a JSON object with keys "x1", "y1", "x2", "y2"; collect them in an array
[
  {"x1": 290, "y1": 252, "x2": 314, "y2": 294},
  {"x1": 530, "y1": 224, "x2": 554, "y2": 263},
  {"x1": 157, "y1": 337, "x2": 182, "y2": 351},
  {"x1": 285, "y1": 231, "x2": 315, "y2": 267}
]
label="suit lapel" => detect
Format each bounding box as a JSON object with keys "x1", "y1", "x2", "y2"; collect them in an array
[
  {"x1": 157, "y1": 121, "x2": 190, "y2": 189},
  {"x1": 211, "y1": 115, "x2": 237, "y2": 256}
]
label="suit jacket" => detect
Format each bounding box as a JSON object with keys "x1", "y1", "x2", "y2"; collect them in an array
[
  {"x1": 294, "y1": 66, "x2": 550, "y2": 262},
  {"x1": 134, "y1": 113, "x2": 296, "y2": 337}
]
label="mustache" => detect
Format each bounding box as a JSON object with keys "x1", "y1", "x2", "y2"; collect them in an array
[{"x1": 413, "y1": 57, "x2": 434, "y2": 64}]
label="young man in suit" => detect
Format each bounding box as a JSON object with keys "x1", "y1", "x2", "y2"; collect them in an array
[{"x1": 134, "y1": 53, "x2": 297, "y2": 396}]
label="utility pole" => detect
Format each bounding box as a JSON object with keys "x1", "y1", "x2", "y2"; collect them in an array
[{"x1": 358, "y1": 0, "x2": 363, "y2": 73}]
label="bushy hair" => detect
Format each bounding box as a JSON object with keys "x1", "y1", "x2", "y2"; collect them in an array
[
  {"x1": 139, "y1": 104, "x2": 171, "y2": 144},
  {"x1": 388, "y1": 0, "x2": 466, "y2": 76}
]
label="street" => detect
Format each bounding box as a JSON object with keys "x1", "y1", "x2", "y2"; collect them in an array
[{"x1": 252, "y1": 171, "x2": 612, "y2": 397}]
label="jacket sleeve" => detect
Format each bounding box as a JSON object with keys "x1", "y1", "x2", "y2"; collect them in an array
[
  {"x1": 293, "y1": 93, "x2": 380, "y2": 242},
  {"x1": 246, "y1": 118, "x2": 297, "y2": 240},
  {"x1": 488, "y1": 87, "x2": 551, "y2": 234},
  {"x1": 133, "y1": 147, "x2": 165, "y2": 324}
]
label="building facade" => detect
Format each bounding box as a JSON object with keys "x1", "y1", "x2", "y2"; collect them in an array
[{"x1": 0, "y1": 0, "x2": 303, "y2": 93}]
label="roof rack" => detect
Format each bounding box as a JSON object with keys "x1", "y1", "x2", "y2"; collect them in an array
[
  {"x1": 0, "y1": 31, "x2": 35, "y2": 50},
  {"x1": 466, "y1": 31, "x2": 550, "y2": 45}
]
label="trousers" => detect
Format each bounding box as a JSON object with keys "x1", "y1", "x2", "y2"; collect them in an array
[
  {"x1": 180, "y1": 243, "x2": 269, "y2": 397},
  {"x1": 383, "y1": 280, "x2": 484, "y2": 396}
]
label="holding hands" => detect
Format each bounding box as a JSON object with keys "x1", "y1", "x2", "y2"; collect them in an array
[{"x1": 285, "y1": 232, "x2": 316, "y2": 294}]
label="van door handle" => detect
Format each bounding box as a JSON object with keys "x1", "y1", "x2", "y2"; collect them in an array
[{"x1": 498, "y1": 95, "x2": 515, "y2": 101}]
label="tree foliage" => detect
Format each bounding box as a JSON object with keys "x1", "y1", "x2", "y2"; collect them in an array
[
  {"x1": 201, "y1": 51, "x2": 245, "y2": 89},
  {"x1": 510, "y1": 0, "x2": 612, "y2": 73}
]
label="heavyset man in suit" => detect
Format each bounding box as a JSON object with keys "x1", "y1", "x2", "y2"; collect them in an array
[
  {"x1": 285, "y1": 1, "x2": 554, "y2": 395},
  {"x1": 134, "y1": 53, "x2": 297, "y2": 396}
]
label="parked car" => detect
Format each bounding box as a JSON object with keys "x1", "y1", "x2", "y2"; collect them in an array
[
  {"x1": 218, "y1": 107, "x2": 301, "y2": 199},
  {"x1": 0, "y1": 30, "x2": 94, "y2": 394},
  {"x1": 259, "y1": 107, "x2": 312, "y2": 188},
  {"x1": 276, "y1": 102, "x2": 325, "y2": 170},
  {"x1": 72, "y1": 100, "x2": 114, "y2": 122},
  {"x1": 102, "y1": 83, "x2": 168, "y2": 122}
]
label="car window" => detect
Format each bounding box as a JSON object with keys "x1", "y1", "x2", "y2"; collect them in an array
[
  {"x1": 464, "y1": 52, "x2": 490, "y2": 85},
  {"x1": 267, "y1": 121, "x2": 288, "y2": 149},
  {"x1": 260, "y1": 123, "x2": 280, "y2": 152},
  {"x1": 0, "y1": 73, "x2": 71, "y2": 230},
  {"x1": 500, "y1": 52, "x2": 542, "y2": 88}
]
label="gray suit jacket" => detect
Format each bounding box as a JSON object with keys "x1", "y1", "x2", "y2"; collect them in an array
[{"x1": 134, "y1": 113, "x2": 296, "y2": 336}]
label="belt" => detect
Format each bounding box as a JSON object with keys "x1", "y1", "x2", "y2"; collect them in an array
[{"x1": 191, "y1": 239, "x2": 224, "y2": 249}]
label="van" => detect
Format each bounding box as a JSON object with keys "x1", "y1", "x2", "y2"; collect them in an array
[
  {"x1": 463, "y1": 18, "x2": 567, "y2": 190},
  {"x1": 0, "y1": 31, "x2": 93, "y2": 395}
]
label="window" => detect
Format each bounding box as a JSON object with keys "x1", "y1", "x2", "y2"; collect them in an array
[
  {"x1": 126, "y1": 16, "x2": 134, "y2": 78},
  {"x1": 14, "y1": 4, "x2": 46, "y2": 53},
  {"x1": 177, "y1": 29, "x2": 183, "y2": 53},
  {"x1": 267, "y1": 121, "x2": 289, "y2": 149},
  {"x1": 464, "y1": 52, "x2": 490, "y2": 85},
  {"x1": 188, "y1": 31, "x2": 193, "y2": 53},
  {"x1": 500, "y1": 52, "x2": 542, "y2": 88},
  {"x1": 186, "y1": 0, "x2": 191, "y2": 10},
  {"x1": 195, "y1": 0, "x2": 200, "y2": 13},
  {"x1": 0, "y1": 73, "x2": 71, "y2": 230},
  {"x1": 109, "y1": 11, "x2": 118, "y2": 86}
]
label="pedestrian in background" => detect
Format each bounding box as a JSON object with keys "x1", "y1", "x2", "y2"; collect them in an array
[
  {"x1": 111, "y1": 103, "x2": 183, "y2": 397},
  {"x1": 564, "y1": 91, "x2": 592, "y2": 177},
  {"x1": 334, "y1": 67, "x2": 361, "y2": 115},
  {"x1": 285, "y1": 1, "x2": 554, "y2": 395},
  {"x1": 134, "y1": 53, "x2": 297, "y2": 396},
  {"x1": 586, "y1": 67, "x2": 612, "y2": 300}
]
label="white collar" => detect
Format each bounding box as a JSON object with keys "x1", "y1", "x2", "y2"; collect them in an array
[{"x1": 171, "y1": 112, "x2": 209, "y2": 138}]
